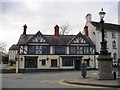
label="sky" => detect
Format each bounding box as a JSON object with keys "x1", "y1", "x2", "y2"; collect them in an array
[{"x1": 0, "y1": 0, "x2": 119, "y2": 52}]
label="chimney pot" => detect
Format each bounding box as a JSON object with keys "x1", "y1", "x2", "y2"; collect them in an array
[
  {"x1": 54, "y1": 25, "x2": 59, "y2": 36},
  {"x1": 23, "y1": 24, "x2": 27, "y2": 35},
  {"x1": 86, "y1": 13, "x2": 91, "y2": 22}
]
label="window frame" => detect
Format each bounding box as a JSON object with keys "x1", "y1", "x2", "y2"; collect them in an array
[
  {"x1": 112, "y1": 40, "x2": 117, "y2": 49},
  {"x1": 41, "y1": 59, "x2": 46, "y2": 66}
]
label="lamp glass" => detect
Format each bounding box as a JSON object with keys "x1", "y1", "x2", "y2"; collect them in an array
[{"x1": 99, "y1": 8, "x2": 106, "y2": 19}]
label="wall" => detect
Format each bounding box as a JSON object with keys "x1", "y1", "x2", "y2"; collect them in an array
[
  {"x1": 9, "y1": 50, "x2": 18, "y2": 60},
  {"x1": 18, "y1": 54, "x2": 95, "y2": 69}
]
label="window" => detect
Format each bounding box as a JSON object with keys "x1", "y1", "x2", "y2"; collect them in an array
[
  {"x1": 55, "y1": 46, "x2": 66, "y2": 54},
  {"x1": 62, "y1": 58, "x2": 73, "y2": 66},
  {"x1": 113, "y1": 53, "x2": 117, "y2": 63},
  {"x1": 83, "y1": 47, "x2": 90, "y2": 54},
  {"x1": 25, "y1": 56, "x2": 37, "y2": 68},
  {"x1": 36, "y1": 46, "x2": 42, "y2": 54},
  {"x1": 42, "y1": 59, "x2": 46, "y2": 66},
  {"x1": 51, "y1": 59, "x2": 57, "y2": 67},
  {"x1": 104, "y1": 31, "x2": 107, "y2": 38},
  {"x1": 112, "y1": 32, "x2": 116, "y2": 38},
  {"x1": 28, "y1": 46, "x2": 36, "y2": 54},
  {"x1": 69, "y1": 46, "x2": 77, "y2": 54},
  {"x1": 112, "y1": 40, "x2": 116, "y2": 49},
  {"x1": 28, "y1": 45, "x2": 50, "y2": 54}
]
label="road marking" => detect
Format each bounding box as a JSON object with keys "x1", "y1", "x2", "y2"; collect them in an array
[
  {"x1": 40, "y1": 80, "x2": 58, "y2": 84},
  {"x1": 58, "y1": 80, "x2": 112, "y2": 89},
  {"x1": 91, "y1": 73, "x2": 97, "y2": 74}
]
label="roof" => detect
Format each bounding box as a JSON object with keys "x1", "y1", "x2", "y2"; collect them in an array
[
  {"x1": 91, "y1": 21, "x2": 120, "y2": 31},
  {"x1": 45, "y1": 35, "x2": 75, "y2": 45},
  {"x1": 9, "y1": 31, "x2": 95, "y2": 50},
  {"x1": 17, "y1": 34, "x2": 75, "y2": 45},
  {"x1": 9, "y1": 44, "x2": 19, "y2": 50},
  {"x1": 17, "y1": 34, "x2": 33, "y2": 45}
]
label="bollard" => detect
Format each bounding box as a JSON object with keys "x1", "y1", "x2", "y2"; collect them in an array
[{"x1": 113, "y1": 72, "x2": 116, "y2": 79}]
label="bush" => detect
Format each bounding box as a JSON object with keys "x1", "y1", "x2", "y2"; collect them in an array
[
  {"x1": 9, "y1": 59, "x2": 16, "y2": 66},
  {"x1": 2, "y1": 68, "x2": 16, "y2": 71}
]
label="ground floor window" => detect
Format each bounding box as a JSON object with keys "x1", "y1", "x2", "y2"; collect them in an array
[
  {"x1": 25, "y1": 56, "x2": 37, "y2": 68},
  {"x1": 51, "y1": 59, "x2": 57, "y2": 67},
  {"x1": 42, "y1": 59, "x2": 46, "y2": 66},
  {"x1": 62, "y1": 58, "x2": 73, "y2": 66}
]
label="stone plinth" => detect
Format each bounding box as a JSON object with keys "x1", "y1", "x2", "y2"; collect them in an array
[{"x1": 97, "y1": 55, "x2": 114, "y2": 80}]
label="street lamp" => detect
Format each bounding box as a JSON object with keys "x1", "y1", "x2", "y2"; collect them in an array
[
  {"x1": 97, "y1": 8, "x2": 113, "y2": 80},
  {"x1": 99, "y1": 8, "x2": 108, "y2": 55},
  {"x1": 15, "y1": 53, "x2": 19, "y2": 73}
]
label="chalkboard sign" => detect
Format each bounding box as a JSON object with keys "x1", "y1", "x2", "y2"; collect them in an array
[{"x1": 81, "y1": 63, "x2": 87, "y2": 78}]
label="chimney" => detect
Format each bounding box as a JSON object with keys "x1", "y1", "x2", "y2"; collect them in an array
[
  {"x1": 84, "y1": 25, "x2": 89, "y2": 36},
  {"x1": 23, "y1": 24, "x2": 27, "y2": 35},
  {"x1": 54, "y1": 25, "x2": 59, "y2": 36},
  {"x1": 86, "y1": 13, "x2": 91, "y2": 22}
]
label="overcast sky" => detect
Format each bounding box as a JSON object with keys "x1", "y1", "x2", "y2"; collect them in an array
[{"x1": 0, "y1": 0, "x2": 119, "y2": 52}]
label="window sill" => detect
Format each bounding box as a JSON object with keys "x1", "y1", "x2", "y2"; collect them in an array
[
  {"x1": 112, "y1": 37, "x2": 116, "y2": 39},
  {"x1": 50, "y1": 66, "x2": 58, "y2": 67}
]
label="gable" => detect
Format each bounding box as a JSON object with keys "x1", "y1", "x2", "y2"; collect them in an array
[
  {"x1": 25, "y1": 31, "x2": 52, "y2": 45},
  {"x1": 67, "y1": 32, "x2": 94, "y2": 46}
]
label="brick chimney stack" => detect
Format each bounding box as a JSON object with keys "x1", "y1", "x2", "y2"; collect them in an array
[
  {"x1": 84, "y1": 25, "x2": 89, "y2": 36},
  {"x1": 23, "y1": 24, "x2": 27, "y2": 35},
  {"x1": 54, "y1": 25, "x2": 59, "y2": 36}
]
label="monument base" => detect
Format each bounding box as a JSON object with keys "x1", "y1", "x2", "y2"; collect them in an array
[{"x1": 97, "y1": 55, "x2": 114, "y2": 80}]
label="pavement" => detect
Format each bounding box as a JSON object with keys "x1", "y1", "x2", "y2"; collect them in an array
[{"x1": 61, "y1": 73, "x2": 120, "y2": 88}]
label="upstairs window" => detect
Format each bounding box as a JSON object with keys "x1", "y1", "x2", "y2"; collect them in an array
[
  {"x1": 112, "y1": 32, "x2": 116, "y2": 38},
  {"x1": 83, "y1": 47, "x2": 90, "y2": 54},
  {"x1": 112, "y1": 40, "x2": 116, "y2": 49},
  {"x1": 28, "y1": 45, "x2": 50, "y2": 54},
  {"x1": 69, "y1": 46, "x2": 77, "y2": 54},
  {"x1": 55, "y1": 46, "x2": 66, "y2": 54}
]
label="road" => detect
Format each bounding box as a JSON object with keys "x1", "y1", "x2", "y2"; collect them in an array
[{"x1": 1, "y1": 70, "x2": 109, "y2": 89}]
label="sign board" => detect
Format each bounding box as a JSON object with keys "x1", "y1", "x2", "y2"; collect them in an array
[{"x1": 81, "y1": 63, "x2": 87, "y2": 78}]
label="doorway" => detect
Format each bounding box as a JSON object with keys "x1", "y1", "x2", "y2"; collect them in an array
[{"x1": 74, "y1": 57, "x2": 82, "y2": 70}]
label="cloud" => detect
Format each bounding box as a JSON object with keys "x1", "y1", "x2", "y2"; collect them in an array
[{"x1": 0, "y1": 1, "x2": 118, "y2": 51}]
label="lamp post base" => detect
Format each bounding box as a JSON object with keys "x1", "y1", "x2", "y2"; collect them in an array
[{"x1": 97, "y1": 55, "x2": 114, "y2": 80}]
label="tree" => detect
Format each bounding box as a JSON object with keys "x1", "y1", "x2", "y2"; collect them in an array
[
  {"x1": 0, "y1": 41, "x2": 7, "y2": 64},
  {"x1": 60, "y1": 24, "x2": 72, "y2": 35},
  {"x1": 0, "y1": 41, "x2": 7, "y2": 53}
]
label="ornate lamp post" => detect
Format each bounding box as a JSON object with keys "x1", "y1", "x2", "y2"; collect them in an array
[
  {"x1": 99, "y1": 8, "x2": 108, "y2": 55},
  {"x1": 97, "y1": 8, "x2": 113, "y2": 80}
]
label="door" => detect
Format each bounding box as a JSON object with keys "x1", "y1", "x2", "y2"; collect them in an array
[
  {"x1": 74, "y1": 58, "x2": 82, "y2": 70},
  {"x1": 25, "y1": 56, "x2": 38, "y2": 68}
]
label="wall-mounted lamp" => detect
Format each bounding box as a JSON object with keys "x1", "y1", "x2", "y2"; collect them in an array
[
  {"x1": 15, "y1": 53, "x2": 19, "y2": 61},
  {"x1": 20, "y1": 58, "x2": 23, "y2": 61},
  {"x1": 46, "y1": 58, "x2": 49, "y2": 61}
]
